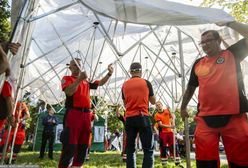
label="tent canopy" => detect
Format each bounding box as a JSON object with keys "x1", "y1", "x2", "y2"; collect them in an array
[{"x1": 6, "y1": 0, "x2": 246, "y2": 112}]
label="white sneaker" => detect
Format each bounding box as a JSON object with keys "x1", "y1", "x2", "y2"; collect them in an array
[
  {"x1": 175, "y1": 157, "x2": 181, "y2": 165},
  {"x1": 161, "y1": 157, "x2": 168, "y2": 164}
]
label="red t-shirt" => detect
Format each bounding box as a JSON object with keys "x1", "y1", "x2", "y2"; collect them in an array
[
  {"x1": 1, "y1": 81, "x2": 12, "y2": 97},
  {"x1": 0, "y1": 81, "x2": 12, "y2": 120},
  {"x1": 61, "y1": 76, "x2": 99, "y2": 109}
]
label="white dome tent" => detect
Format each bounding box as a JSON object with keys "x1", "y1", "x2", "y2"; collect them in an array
[
  {"x1": 4, "y1": 0, "x2": 237, "y2": 108},
  {"x1": 1, "y1": 0, "x2": 245, "y2": 166}
]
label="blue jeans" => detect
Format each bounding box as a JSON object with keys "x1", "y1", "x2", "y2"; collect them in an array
[{"x1": 125, "y1": 115, "x2": 154, "y2": 168}]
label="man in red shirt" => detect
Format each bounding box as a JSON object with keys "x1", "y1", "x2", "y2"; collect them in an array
[
  {"x1": 180, "y1": 21, "x2": 248, "y2": 168},
  {"x1": 154, "y1": 101, "x2": 179, "y2": 163},
  {"x1": 58, "y1": 58, "x2": 113, "y2": 168},
  {"x1": 122, "y1": 62, "x2": 156, "y2": 168},
  {"x1": 0, "y1": 41, "x2": 21, "y2": 130},
  {"x1": 0, "y1": 101, "x2": 29, "y2": 164}
]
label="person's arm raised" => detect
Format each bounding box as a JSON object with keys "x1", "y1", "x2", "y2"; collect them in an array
[
  {"x1": 226, "y1": 21, "x2": 248, "y2": 39},
  {"x1": 99, "y1": 64, "x2": 113, "y2": 86}
]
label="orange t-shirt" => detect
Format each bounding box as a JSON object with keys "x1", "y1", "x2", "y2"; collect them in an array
[
  {"x1": 122, "y1": 77, "x2": 154, "y2": 118},
  {"x1": 154, "y1": 109, "x2": 172, "y2": 132},
  {"x1": 188, "y1": 39, "x2": 248, "y2": 116}
]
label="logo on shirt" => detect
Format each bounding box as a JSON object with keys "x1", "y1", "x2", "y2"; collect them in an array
[{"x1": 216, "y1": 57, "x2": 225, "y2": 64}]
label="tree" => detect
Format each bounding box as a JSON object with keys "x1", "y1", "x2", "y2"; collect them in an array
[
  {"x1": 90, "y1": 96, "x2": 124, "y2": 133},
  {"x1": 106, "y1": 105, "x2": 124, "y2": 133},
  {"x1": 174, "y1": 108, "x2": 196, "y2": 132},
  {"x1": 0, "y1": 0, "x2": 11, "y2": 41},
  {"x1": 201, "y1": 0, "x2": 248, "y2": 23}
]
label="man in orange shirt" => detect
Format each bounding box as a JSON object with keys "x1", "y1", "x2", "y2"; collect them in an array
[
  {"x1": 154, "y1": 101, "x2": 179, "y2": 164},
  {"x1": 122, "y1": 62, "x2": 156, "y2": 168},
  {"x1": 180, "y1": 21, "x2": 248, "y2": 168}
]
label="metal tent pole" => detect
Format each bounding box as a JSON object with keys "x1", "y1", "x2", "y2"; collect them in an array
[
  {"x1": 0, "y1": 0, "x2": 31, "y2": 164},
  {"x1": 32, "y1": 106, "x2": 42, "y2": 151},
  {"x1": 7, "y1": 0, "x2": 41, "y2": 162},
  {"x1": 177, "y1": 28, "x2": 191, "y2": 168}
]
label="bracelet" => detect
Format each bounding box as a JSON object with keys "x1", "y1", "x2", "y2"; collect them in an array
[{"x1": 107, "y1": 73, "x2": 112, "y2": 76}]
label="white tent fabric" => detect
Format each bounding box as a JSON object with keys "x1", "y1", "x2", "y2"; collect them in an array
[
  {"x1": 80, "y1": 0, "x2": 234, "y2": 25},
  {"x1": 6, "y1": 0, "x2": 246, "y2": 110}
]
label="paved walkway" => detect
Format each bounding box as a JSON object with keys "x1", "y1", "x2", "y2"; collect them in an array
[{"x1": 154, "y1": 151, "x2": 227, "y2": 163}]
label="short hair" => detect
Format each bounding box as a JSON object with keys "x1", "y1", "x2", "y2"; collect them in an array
[
  {"x1": 130, "y1": 62, "x2": 142, "y2": 73},
  {"x1": 201, "y1": 30, "x2": 220, "y2": 40},
  {"x1": 46, "y1": 104, "x2": 52, "y2": 110},
  {"x1": 155, "y1": 101, "x2": 163, "y2": 106},
  {"x1": 70, "y1": 58, "x2": 81, "y2": 64},
  {"x1": 67, "y1": 58, "x2": 81, "y2": 66}
]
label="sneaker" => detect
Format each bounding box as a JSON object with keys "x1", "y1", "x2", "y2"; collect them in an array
[
  {"x1": 4, "y1": 158, "x2": 9, "y2": 165},
  {"x1": 122, "y1": 154, "x2": 127, "y2": 162},
  {"x1": 162, "y1": 160, "x2": 167, "y2": 166},
  {"x1": 86, "y1": 156, "x2": 90, "y2": 161},
  {"x1": 175, "y1": 157, "x2": 181, "y2": 165},
  {"x1": 161, "y1": 157, "x2": 168, "y2": 164},
  {"x1": 11, "y1": 159, "x2": 16, "y2": 164}
]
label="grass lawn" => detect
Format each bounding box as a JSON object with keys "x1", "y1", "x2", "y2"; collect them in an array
[{"x1": 14, "y1": 150, "x2": 228, "y2": 168}]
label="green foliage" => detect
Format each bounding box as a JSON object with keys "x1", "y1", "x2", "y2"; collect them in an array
[
  {"x1": 90, "y1": 96, "x2": 125, "y2": 133},
  {"x1": 106, "y1": 105, "x2": 124, "y2": 133},
  {"x1": 0, "y1": 0, "x2": 11, "y2": 41},
  {"x1": 171, "y1": 108, "x2": 196, "y2": 132},
  {"x1": 24, "y1": 98, "x2": 47, "y2": 142},
  {"x1": 201, "y1": 0, "x2": 248, "y2": 23},
  {"x1": 25, "y1": 104, "x2": 40, "y2": 142}
]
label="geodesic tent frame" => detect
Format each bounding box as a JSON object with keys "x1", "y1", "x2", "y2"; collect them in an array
[
  {"x1": 1, "y1": 0, "x2": 237, "y2": 111},
  {"x1": 1, "y1": 0, "x2": 243, "y2": 166}
]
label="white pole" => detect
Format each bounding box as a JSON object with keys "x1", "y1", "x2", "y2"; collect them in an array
[{"x1": 177, "y1": 28, "x2": 191, "y2": 168}]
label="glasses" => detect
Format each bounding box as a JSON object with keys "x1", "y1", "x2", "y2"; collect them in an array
[{"x1": 199, "y1": 38, "x2": 217, "y2": 46}]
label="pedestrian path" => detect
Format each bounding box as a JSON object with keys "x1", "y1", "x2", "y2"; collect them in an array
[{"x1": 154, "y1": 151, "x2": 227, "y2": 163}]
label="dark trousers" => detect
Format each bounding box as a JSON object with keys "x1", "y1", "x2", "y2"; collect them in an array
[
  {"x1": 125, "y1": 115, "x2": 154, "y2": 168},
  {"x1": 39, "y1": 130, "x2": 55, "y2": 159}
]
